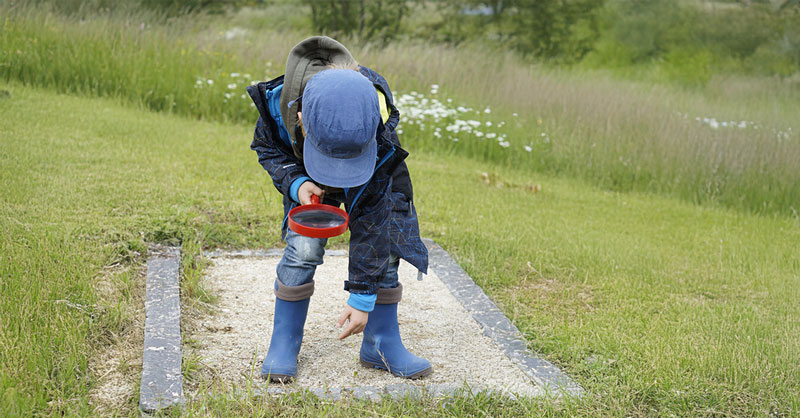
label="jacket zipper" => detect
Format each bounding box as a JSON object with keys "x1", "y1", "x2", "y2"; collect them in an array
[{"x1": 350, "y1": 146, "x2": 395, "y2": 210}]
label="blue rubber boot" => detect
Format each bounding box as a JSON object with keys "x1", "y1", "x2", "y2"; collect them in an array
[
  {"x1": 359, "y1": 284, "x2": 433, "y2": 379},
  {"x1": 261, "y1": 280, "x2": 314, "y2": 383}
]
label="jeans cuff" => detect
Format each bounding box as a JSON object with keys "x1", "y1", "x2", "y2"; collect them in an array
[
  {"x1": 275, "y1": 280, "x2": 315, "y2": 301},
  {"x1": 375, "y1": 283, "x2": 402, "y2": 304}
]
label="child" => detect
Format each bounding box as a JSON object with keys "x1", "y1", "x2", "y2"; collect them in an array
[{"x1": 246, "y1": 36, "x2": 431, "y2": 383}]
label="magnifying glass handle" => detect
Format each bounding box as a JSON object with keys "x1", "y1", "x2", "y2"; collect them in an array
[{"x1": 310, "y1": 195, "x2": 320, "y2": 205}]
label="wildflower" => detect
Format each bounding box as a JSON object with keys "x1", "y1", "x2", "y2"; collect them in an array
[
  {"x1": 231, "y1": 72, "x2": 240, "y2": 78},
  {"x1": 486, "y1": 133, "x2": 497, "y2": 139},
  {"x1": 223, "y1": 27, "x2": 248, "y2": 40},
  {"x1": 524, "y1": 145, "x2": 532, "y2": 152},
  {"x1": 475, "y1": 131, "x2": 484, "y2": 137},
  {"x1": 452, "y1": 138, "x2": 459, "y2": 142},
  {"x1": 484, "y1": 107, "x2": 491, "y2": 114},
  {"x1": 485, "y1": 121, "x2": 492, "y2": 127},
  {"x1": 227, "y1": 83, "x2": 237, "y2": 89},
  {"x1": 537, "y1": 119, "x2": 542, "y2": 125},
  {"x1": 512, "y1": 112, "x2": 518, "y2": 117},
  {"x1": 738, "y1": 121, "x2": 747, "y2": 129},
  {"x1": 207, "y1": 79, "x2": 214, "y2": 85},
  {"x1": 499, "y1": 141, "x2": 510, "y2": 148}
]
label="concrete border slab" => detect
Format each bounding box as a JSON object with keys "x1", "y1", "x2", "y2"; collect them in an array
[
  {"x1": 139, "y1": 246, "x2": 184, "y2": 413},
  {"x1": 423, "y1": 239, "x2": 584, "y2": 397},
  {"x1": 203, "y1": 249, "x2": 347, "y2": 258}
]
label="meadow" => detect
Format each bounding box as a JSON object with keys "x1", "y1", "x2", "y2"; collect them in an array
[
  {"x1": 2, "y1": 6, "x2": 799, "y2": 215},
  {"x1": 1, "y1": 3, "x2": 799, "y2": 417}
]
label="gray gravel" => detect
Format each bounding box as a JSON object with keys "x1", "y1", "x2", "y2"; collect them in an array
[{"x1": 188, "y1": 254, "x2": 542, "y2": 399}]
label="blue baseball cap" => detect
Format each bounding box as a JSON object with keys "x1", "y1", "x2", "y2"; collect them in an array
[{"x1": 302, "y1": 69, "x2": 380, "y2": 188}]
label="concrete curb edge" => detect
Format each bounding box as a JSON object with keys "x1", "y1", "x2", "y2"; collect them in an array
[
  {"x1": 139, "y1": 245, "x2": 184, "y2": 413},
  {"x1": 422, "y1": 239, "x2": 584, "y2": 398}
]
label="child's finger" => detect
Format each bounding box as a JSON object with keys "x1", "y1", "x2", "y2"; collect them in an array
[
  {"x1": 337, "y1": 310, "x2": 349, "y2": 327},
  {"x1": 338, "y1": 322, "x2": 356, "y2": 340}
]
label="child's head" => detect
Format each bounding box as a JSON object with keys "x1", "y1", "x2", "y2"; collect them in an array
[{"x1": 300, "y1": 69, "x2": 380, "y2": 188}]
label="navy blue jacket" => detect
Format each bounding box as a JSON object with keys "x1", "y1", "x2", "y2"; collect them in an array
[{"x1": 247, "y1": 66, "x2": 428, "y2": 295}]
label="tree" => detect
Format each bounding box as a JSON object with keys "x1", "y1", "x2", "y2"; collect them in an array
[
  {"x1": 507, "y1": 0, "x2": 605, "y2": 62},
  {"x1": 305, "y1": 0, "x2": 408, "y2": 42}
]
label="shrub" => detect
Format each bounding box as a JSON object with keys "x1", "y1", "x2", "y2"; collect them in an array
[{"x1": 660, "y1": 47, "x2": 714, "y2": 87}]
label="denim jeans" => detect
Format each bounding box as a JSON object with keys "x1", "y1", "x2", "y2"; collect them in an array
[{"x1": 276, "y1": 229, "x2": 400, "y2": 289}]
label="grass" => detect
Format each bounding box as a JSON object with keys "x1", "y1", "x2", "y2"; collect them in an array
[
  {"x1": 2, "y1": 6, "x2": 799, "y2": 215},
  {"x1": 0, "y1": 81, "x2": 279, "y2": 415},
  {"x1": 2, "y1": 82, "x2": 799, "y2": 416},
  {"x1": 415, "y1": 156, "x2": 800, "y2": 416}
]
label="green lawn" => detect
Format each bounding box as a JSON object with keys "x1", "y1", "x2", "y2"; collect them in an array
[{"x1": 1, "y1": 83, "x2": 798, "y2": 416}]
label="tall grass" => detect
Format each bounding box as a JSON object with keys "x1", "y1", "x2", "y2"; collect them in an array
[
  {"x1": 358, "y1": 44, "x2": 800, "y2": 215},
  {"x1": 2, "y1": 6, "x2": 798, "y2": 215}
]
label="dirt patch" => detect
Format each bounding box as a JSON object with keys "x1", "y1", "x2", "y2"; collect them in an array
[
  {"x1": 185, "y1": 254, "x2": 543, "y2": 398},
  {"x1": 88, "y1": 262, "x2": 147, "y2": 415}
]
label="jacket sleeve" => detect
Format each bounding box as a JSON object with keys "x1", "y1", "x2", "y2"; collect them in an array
[
  {"x1": 250, "y1": 116, "x2": 309, "y2": 197},
  {"x1": 343, "y1": 173, "x2": 393, "y2": 295}
]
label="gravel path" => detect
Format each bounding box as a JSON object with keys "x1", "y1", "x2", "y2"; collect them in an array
[{"x1": 189, "y1": 254, "x2": 542, "y2": 398}]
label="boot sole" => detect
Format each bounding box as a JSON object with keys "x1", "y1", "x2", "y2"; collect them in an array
[
  {"x1": 261, "y1": 372, "x2": 294, "y2": 384},
  {"x1": 359, "y1": 358, "x2": 433, "y2": 380}
]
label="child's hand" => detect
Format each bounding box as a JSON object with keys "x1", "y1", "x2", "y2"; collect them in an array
[
  {"x1": 337, "y1": 305, "x2": 368, "y2": 340},
  {"x1": 298, "y1": 181, "x2": 324, "y2": 205}
]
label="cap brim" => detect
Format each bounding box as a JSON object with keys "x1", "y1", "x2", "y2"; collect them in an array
[{"x1": 303, "y1": 134, "x2": 377, "y2": 188}]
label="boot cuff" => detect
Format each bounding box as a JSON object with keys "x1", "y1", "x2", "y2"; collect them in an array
[
  {"x1": 375, "y1": 283, "x2": 403, "y2": 305},
  {"x1": 275, "y1": 280, "x2": 315, "y2": 301}
]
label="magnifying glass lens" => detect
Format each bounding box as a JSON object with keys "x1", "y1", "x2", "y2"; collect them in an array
[{"x1": 291, "y1": 210, "x2": 347, "y2": 229}]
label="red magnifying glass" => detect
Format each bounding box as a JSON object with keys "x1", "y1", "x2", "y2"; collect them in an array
[{"x1": 288, "y1": 195, "x2": 349, "y2": 238}]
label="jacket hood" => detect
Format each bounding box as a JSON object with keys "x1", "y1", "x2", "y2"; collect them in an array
[
  {"x1": 279, "y1": 36, "x2": 358, "y2": 150},
  {"x1": 245, "y1": 76, "x2": 283, "y2": 128}
]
